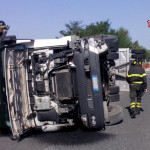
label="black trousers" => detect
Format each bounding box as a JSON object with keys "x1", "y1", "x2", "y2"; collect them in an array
[{"x1": 129, "y1": 84, "x2": 143, "y2": 103}]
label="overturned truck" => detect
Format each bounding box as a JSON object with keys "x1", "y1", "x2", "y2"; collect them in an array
[{"x1": 0, "y1": 33, "x2": 123, "y2": 139}]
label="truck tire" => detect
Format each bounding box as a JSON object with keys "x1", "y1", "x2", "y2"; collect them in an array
[
  {"x1": 109, "y1": 60, "x2": 115, "y2": 66},
  {"x1": 131, "y1": 49, "x2": 145, "y2": 54},
  {"x1": 106, "y1": 52, "x2": 119, "y2": 60},
  {"x1": 104, "y1": 35, "x2": 118, "y2": 52},
  {"x1": 109, "y1": 94, "x2": 120, "y2": 102},
  {"x1": 131, "y1": 54, "x2": 145, "y2": 59},
  {"x1": 109, "y1": 86, "x2": 119, "y2": 94},
  {"x1": 106, "y1": 104, "x2": 123, "y2": 125}
]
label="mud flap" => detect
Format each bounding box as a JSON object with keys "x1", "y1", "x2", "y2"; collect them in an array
[{"x1": 4, "y1": 44, "x2": 35, "y2": 138}]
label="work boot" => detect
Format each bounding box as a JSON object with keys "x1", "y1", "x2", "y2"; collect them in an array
[
  {"x1": 130, "y1": 102, "x2": 136, "y2": 118},
  {"x1": 136, "y1": 102, "x2": 141, "y2": 115},
  {"x1": 136, "y1": 107, "x2": 140, "y2": 115},
  {"x1": 130, "y1": 110, "x2": 136, "y2": 118}
]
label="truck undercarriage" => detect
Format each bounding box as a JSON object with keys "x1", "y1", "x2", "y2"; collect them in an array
[{"x1": 1, "y1": 34, "x2": 123, "y2": 139}]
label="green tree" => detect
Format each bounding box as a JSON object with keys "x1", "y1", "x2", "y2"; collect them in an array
[
  {"x1": 132, "y1": 41, "x2": 140, "y2": 49},
  {"x1": 59, "y1": 20, "x2": 133, "y2": 48},
  {"x1": 59, "y1": 21, "x2": 84, "y2": 36},
  {"x1": 145, "y1": 50, "x2": 150, "y2": 61},
  {"x1": 82, "y1": 20, "x2": 111, "y2": 37},
  {"x1": 59, "y1": 20, "x2": 112, "y2": 37},
  {"x1": 132, "y1": 40, "x2": 145, "y2": 49},
  {"x1": 116, "y1": 27, "x2": 132, "y2": 48}
]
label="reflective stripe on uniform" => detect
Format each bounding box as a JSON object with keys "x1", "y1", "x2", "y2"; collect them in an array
[
  {"x1": 130, "y1": 102, "x2": 136, "y2": 106},
  {"x1": 130, "y1": 105, "x2": 136, "y2": 109},
  {"x1": 127, "y1": 73, "x2": 146, "y2": 78},
  {"x1": 136, "y1": 102, "x2": 141, "y2": 108},
  {"x1": 132, "y1": 81, "x2": 143, "y2": 84},
  {"x1": 136, "y1": 102, "x2": 141, "y2": 105},
  {"x1": 130, "y1": 102, "x2": 136, "y2": 109},
  {"x1": 1, "y1": 25, "x2": 6, "y2": 29}
]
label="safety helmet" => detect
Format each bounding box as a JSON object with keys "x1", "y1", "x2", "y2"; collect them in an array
[
  {"x1": 0, "y1": 21, "x2": 6, "y2": 29},
  {"x1": 133, "y1": 59, "x2": 142, "y2": 65}
]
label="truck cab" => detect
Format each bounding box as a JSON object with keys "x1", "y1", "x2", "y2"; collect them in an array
[{"x1": 0, "y1": 33, "x2": 123, "y2": 139}]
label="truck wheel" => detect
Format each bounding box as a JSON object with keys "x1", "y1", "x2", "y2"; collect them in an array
[
  {"x1": 131, "y1": 54, "x2": 145, "y2": 59},
  {"x1": 104, "y1": 35, "x2": 118, "y2": 52},
  {"x1": 106, "y1": 52, "x2": 119, "y2": 60},
  {"x1": 109, "y1": 60, "x2": 115, "y2": 66},
  {"x1": 109, "y1": 94, "x2": 120, "y2": 102},
  {"x1": 106, "y1": 104, "x2": 123, "y2": 125},
  {"x1": 131, "y1": 49, "x2": 145, "y2": 54},
  {"x1": 109, "y1": 86, "x2": 119, "y2": 94}
]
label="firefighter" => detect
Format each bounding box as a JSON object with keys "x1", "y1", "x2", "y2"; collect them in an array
[
  {"x1": 126, "y1": 59, "x2": 147, "y2": 118},
  {"x1": 0, "y1": 21, "x2": 8, "y2": 37}
]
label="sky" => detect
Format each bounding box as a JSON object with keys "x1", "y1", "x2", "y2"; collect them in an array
[{"x1": 0, "y1": 0, "x2": 150, "y2": 49}]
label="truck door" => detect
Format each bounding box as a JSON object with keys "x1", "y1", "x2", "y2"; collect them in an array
[{"x1": 5, "y1": 43, "x2": 35, "y2": 138}]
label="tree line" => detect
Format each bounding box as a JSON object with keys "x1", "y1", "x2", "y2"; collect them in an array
[{"x1": 59, "y1": 20, "x2": 150, "y2": 60}]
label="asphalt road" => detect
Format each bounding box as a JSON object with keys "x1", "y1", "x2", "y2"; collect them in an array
[{"x1": 1, "y1": 72, "x2": 150, "y2": 150}]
